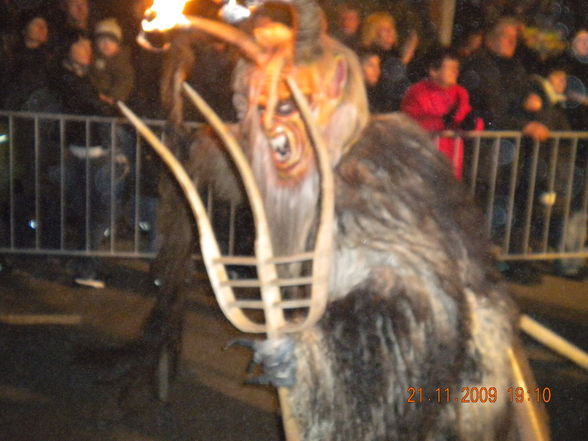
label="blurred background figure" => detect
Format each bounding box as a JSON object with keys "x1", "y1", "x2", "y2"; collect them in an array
[
  {"x1": 453, "y1": 27, "x2": 484, "y2": 60},
  {"x1": 330, "y1": 2, "x2": 362, "y2": 52},
  {"x1": 461, "y1": 16, "x2": 550, "y2": 140},
  {"x1": 460, "y1": 17, "x2": 551, "y2": 284},
  {"x1": 360, "y1": 11, "x2": 416, "y2": 111},
  {"x1": 551, "y1": 29, "x2": 588, "y2": 130},
  {"x1": 52, "y1": 0, "x2": 94, "y2": 59},
  {"x1": 2, "y1": 11, "x2": 53, "y2": 111},
  {"x1": 49, "y1": 38, "x2": 126, "y2": 288},
  {"x1": 358, "y1": 50, "x2": 386, "y2": 114},
  {"x1": 523, "y1": 65, "x2": 571, "y2": 131},
  {"x1": 0, "y1": 0, "x2": 20, "y2": 105}
]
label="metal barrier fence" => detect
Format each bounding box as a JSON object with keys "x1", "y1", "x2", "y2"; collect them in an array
[
  {"x1": 1, "y1": 111, "x2": 587, "y2": 265},
  {"x1": 0, "y1": 111, "x2": 203, "y2": 259},
  {"x1": 440, "y1": 130, "x2": 588, "y2": 263}
]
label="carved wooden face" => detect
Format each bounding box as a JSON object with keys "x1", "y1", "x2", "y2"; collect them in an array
[{"x1": 241, "y1": 23, "x2": 355, "y2": 185}]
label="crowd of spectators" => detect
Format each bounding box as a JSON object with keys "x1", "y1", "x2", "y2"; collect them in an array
[
  {"x1": 1, "y1": 0, "x2": 588, "y2": 285},
  {"x1": 2, "y1": 0, "x2": 588, "y2": 131}
]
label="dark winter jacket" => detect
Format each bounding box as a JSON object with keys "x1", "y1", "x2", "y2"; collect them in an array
[
  {"x1": 2, "y1": 44, "x2": 53, "y2": 110},
  {"x1": 90, "y1": 46, "x2": 135, "y2": 103},
  {"x1": 460, "y1": 47, "x2": 532, "y2": 130},
  {"x1": 365, "y1": 46, "x2": 411, "y2": 112},
  {"x1": 51, "y1": 60, "x2": 112, "y2": 117},
  {"x1": 49, "y1": 60, "x2": 112, "y2": 147}
]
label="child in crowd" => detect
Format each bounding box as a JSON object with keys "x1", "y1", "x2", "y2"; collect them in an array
[
  {"x1": 401, "y1": 48, "x2": 481, "y2": 178},
  {"x1": 90, "y1": 18, "x2": 135, "y2": 106},
  {"x1": 521, "y1": 67, "x2": 570, "y2": 131}
]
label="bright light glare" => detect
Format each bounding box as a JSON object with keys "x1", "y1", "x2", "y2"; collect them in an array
[
  {"x1": 221, "y1": 0, "x2": 251, "y2": 23},
  {"x1": 142, "y1": 0, "x2": 190, "y2": 32}
]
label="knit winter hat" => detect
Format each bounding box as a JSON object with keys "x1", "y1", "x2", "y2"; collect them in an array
[{"x1": 94, "y1": 18, "x2": 122, "y2": 44}]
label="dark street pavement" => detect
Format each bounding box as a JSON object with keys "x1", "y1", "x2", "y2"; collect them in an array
[{"x1": 0, "y1": 256, "x2": 586, "y2": 441}]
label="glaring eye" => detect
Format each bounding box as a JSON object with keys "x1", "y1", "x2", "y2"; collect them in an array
[{"x1": 276, "y1": 99, "x2": 296, "y2": 116}]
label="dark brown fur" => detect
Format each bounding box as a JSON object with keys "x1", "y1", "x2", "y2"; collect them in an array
[{"x1": 146, "y1": 3, "x2": 539, "y2": 439}]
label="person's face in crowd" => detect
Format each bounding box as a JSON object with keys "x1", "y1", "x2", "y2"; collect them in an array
[
  {"x1": 523, "y1": 93, "x2": 543, "y2": 113},
  {"x1": 487, "y1": 23, "x2": 518, "y2": 58},
  {"x1": 339, "y1": 9, "x2": 360, "y2": 36},
  {"x1": 430, "y1": 58, "x2": 460, "y2": 88},
  {"x1": 572, "y1": 31, "x2": 588, "y2": 59},
  {"x1": 24, "y1": 17, "x2": 49, "y2": 48},
  {"x1": 70, "y1": 38, "x2": 92, "y2": 67},
  {"x1": 65, "y1": 0, "x2": 89, "y2": 28},
  {"x1": 548, "y1": 71, "x2": 567, "y2": 94},
  {"x1": 361, "y1": 54, "x2": 381, "y2": 86},
  {"x1": 458, "y1": 32, "x2": 482, "y2": 58},
  {"x1": 374, "y1": 21, "x2": 397, "y2": 50},
  {"x1": 96, "y1": 36, "x2": 120, "y2": 57}
]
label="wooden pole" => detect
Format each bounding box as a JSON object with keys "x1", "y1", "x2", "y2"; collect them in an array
[{"x1": 520, "y1": 314, "x2": 588, "y2": 370}]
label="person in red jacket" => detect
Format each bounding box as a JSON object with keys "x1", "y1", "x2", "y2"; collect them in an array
[{"x1": 401, "y1": 48, "x2": 481, "y2": 178}]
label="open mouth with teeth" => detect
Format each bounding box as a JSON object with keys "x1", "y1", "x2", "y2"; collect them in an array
[
  {"x1": 267, "y1": 127, "x2": 310, "y2": 181},
  {"x1": 269, "y1": 133, "x2": 291, "y2": 162}
]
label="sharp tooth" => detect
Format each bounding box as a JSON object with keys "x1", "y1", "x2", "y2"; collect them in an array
[{"x1": 270, "y1": 135, "x2": 287, "y2": 152}]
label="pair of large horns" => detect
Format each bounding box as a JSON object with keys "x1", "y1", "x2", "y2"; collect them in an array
[{"x1": 140, "y1": 0, "x2": 323, "y2": 63}]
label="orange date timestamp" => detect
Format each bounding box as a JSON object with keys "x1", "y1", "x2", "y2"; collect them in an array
[{"x1": 407, "y1": 386, "x2": 552, "y2": 404}]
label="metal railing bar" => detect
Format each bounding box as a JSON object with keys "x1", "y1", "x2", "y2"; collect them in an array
[
  {"x1": 540, "y1": 137, "x2": 560, "y2": 253},
  {"x1": 581, "y1": 147, "x2": 588, "y2": 221},
  {"x1": 0, "y1": 110, "x2": 204, "y2": 130},
  {"x1": 110, "y1": 120, "x2": 117, "y2": 252},
  {"x1": 485, "y1": 136, "x2": 501, "y2": 235},
  {"x1": 34, "y1": 116, "x2": 40, "y2": 249},
  {"x1": 59, "y1": 117, "x2": 66, "y2": 250},
  {"x1": 468, "y1": 136, "x2": 481, "y2": 197},
  {"x1": 559, "y1": 137, "x2": 579, "y2": 253},
  {"x1": 498, "y1": 250, "x2": 588, "y2": 261},
  {"x1": 504, "y1": 136, "x2": 522, "y2": 254},
  {"x1": 134, "y1": 132, "x2": 142, "y2": 254},
  {"x1": 0, "y1": 248, "x2": 158, "y2": 258},
  {"x1": 522, "y1": 140, "x2": 541, "y2": 254},
  {"x1": 84, "y1": 119, "x2": 91, "y2": 251},
  {"x1": 440, "y1": 129, "x2": 588, "y2": 139},
  {"x1": 8, "y1": 115, "x2": 15, "y2": 249}
]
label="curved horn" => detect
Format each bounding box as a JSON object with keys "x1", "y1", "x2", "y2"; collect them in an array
[{"x1": 184, "y1": 15, "x2": 265, "y2": 64}]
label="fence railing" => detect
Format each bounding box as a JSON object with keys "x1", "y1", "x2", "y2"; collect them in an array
[
  {"x1": 438, "y1": 130, "x2": 588, "y2": 262},
  {"x1": 1, "y1": 111, "x2": 587, "y2": 264}
]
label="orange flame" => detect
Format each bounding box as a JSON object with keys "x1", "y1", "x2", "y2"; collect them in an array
[{"x1": 142, "y1": 0, "x2": 190, "y2": 32}]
